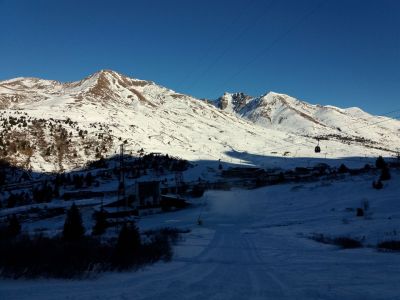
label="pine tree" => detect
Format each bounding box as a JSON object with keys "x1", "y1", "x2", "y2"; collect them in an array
[
  {"x1": 0, "y1": 171, "x2": 6, "y2": 186},
  {"x1": 114, "y1": 222, "x2": 141, "y2": 265},
  {"x1": 376, "y1": 156, "x2": 386, "y2": 169},
  {"x1": 92, "y1": 209, "x2": 108, "y2": 236},
  {"x1": 380, "y1": 166, "x2": 391, "y2": 181},
  {"x1": 73, "y1": 175, "x2": 84, "y2": 189},
  {"x1": 85, "y1": 172, "x2": 93, "y2": 187},
  {"x1": 7, "y1": 214, "x2": 21, "y2": 237},
  {"x1": 338, "y1": 164, "x2": 348, "y2": 173},
  {"x1": 63, "y1": 203, "x2": 85, "y2": 241},
  {"x1": 53, "y1": 183, "x2": 60, "y2": 198}
]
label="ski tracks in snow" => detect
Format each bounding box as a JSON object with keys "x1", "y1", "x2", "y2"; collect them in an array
[{"x1": 134, "y1": 224, "x2": 290, "y2": 299}]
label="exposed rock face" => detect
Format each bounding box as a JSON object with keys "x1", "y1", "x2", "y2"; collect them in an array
[{"x1": 215, "y1": 92, "x2": 253, "y2": 113}]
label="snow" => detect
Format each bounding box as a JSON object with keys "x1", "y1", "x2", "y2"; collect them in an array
[
  {"x1": 1, "y1": 170, "x2": 400, "y2": 299},
  {"x1": 234, "y1": 92, "x2": 400, "y2": 146},
  {"x1": 1, "y1": 70, "x2": 400, "y2": 297},
  {"x1": 1, "y1": 71, "x2": 399, "y2": 173}
]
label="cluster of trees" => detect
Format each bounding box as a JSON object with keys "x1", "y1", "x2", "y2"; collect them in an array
[
  {"x1": 0, "y1": 131, "x2": 34, "y2": 158},
  {"x1": 0, "y1": 111, "x2": 114, "y2": 170},
  {"x1": 86, "y1": 158, "x2": 108, "y2": 169},
  {"x1": 0, "y1": 171, "x2": 5, "y2": 186},
  {"x1": 0, "y1": 114, "x2": 30, "y2": 130},
  {"x1": 32, "y1": 182, "x2": 58, "y2": 203},
  {"x1": 3, "y1": 182, "x2": 62, "y2": 208},
  {"x1": 69, "y1": 173, "x2": 94, "y2": 189},
  {"x1": 4, "y1": 192, "x2": 31, "y2": 208},
  {"x1": 3, "y1": 171, "x2": 99, "y2": 208},
  {"x1": 53, "y1": 172, "x2": 95, "y2": 189},
  {"x1": 126, "y1": 153, "x2": 189, "y2": 178},
  {"x1": 0, "y1": 161, "x2": 9, "y2": 186},
  {"x1": 0, "y1": 204, "x2": 175, "y2": 278},
  {"x1": 0, "y1": 215, "x2": 21, "y2": 239},
  {"x1": 0, "y1": 113, "x2": 37, "y2": 160}
]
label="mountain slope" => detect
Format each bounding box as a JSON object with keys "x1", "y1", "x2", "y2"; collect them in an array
[
  {"x1": 0, "y1": 70, "x2": 399, "y2": 172},
  {"x1": 216, "y1": 91, "x2": 400, "y2": 151}
]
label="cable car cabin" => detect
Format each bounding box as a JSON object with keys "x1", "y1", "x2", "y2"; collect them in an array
[{"x1": 314, "y1": 145, "x2": 321, "y2": 153}]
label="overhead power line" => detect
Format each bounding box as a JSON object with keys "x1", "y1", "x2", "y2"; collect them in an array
[
  {"x1": 218, "y1": 0, "x2": 325, "y2": 91},
  {"x1": 187, "y1": 0, "x2": 277, "y2": 91},
  {"x1": 232, "y1": 113, "x2": 400, "y2": 161},
  {"x1": 351, "y1": 114, "x2": 400, "y2": 131},
  {"x1": 274, "y1": 106, "x2": 400, "y2": 134},
  {"x1": 181, "y1": 0, "x2": 259, "y2": 89}
]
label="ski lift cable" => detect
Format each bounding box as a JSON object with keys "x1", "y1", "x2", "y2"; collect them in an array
[
  {"x1": 297, "y1": 109, "x2": 400, "y2": 134},
  {"x1": 79, "y1": 108, "x2": 399, "y2": 169},
  {"x1": 105, "y1": 111, "x2": 399, "y2": 168},
  {"x1": 272, "y1": 113, "x2": 400, "y2": 153},
  {"x1": 181, "y1": 0, "x2": 260, "y2": 89},
  {"x1": 216, "y1": 0, "x2": 324, "y2": 91},
  {"x1": 349, "y1": 114, "x2": 400, "y2": 131},
  {"x1": 256, "y1": 113, "x2": 399, "y2": 158},
  {"x1": 287, "y1": 107, "x2": 400, "y2": 134},
  {"x1": 187, "y1": 0, "x2": 276, "y2": 91}
]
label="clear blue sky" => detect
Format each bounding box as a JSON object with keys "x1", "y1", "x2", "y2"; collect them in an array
[{"x1": 0, "y1": 0, "x2": 399, "y2": 115}]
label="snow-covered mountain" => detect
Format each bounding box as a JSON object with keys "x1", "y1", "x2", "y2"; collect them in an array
[
  {"x1": 0, "y1": 70, "x2": 399, "y2": 172},
  {"x1": 215, "y1": 91, "x2": 400, "y2": 149}
]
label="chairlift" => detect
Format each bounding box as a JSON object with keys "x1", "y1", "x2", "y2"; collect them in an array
[{"x1": 314, "y1": 139, "x2": 321, "y2": 153}]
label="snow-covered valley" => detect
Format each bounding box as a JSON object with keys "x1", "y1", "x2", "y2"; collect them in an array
[{"x1": 1, "y1": 170, "x2": 400, "y2": 300}]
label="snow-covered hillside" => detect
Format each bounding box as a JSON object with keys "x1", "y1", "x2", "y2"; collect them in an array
[
  {"x1": 2, "y1": 170, "x2": 400, "y2": 299},
  {"x1": 0, "y1": 70, "x2": 399, "y2": 172},
  {"x1": 216, "y1": 91, "x2": 400, "y2": 148}
]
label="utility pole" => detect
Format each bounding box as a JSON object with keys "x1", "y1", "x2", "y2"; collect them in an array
[
  {"x1": 118, "y1": 143, "x2": 126, "y2": 209},
  {"x1": 175, "y1": 171, "x2": 183, "y2": 197}
]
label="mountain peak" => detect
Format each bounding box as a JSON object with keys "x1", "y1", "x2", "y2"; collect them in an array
[
  {"x1": 0, "y1": 72, "x2": 399, "y2": 172},
  {"x1": 215, "y1": 92, "x2": 253, "y2": 113},
  {"x1": 83, "y1": 69, "x2": 124, "y2": 84},
  {"x1": 97, "y1": 69, "x2": 117, "y2": 74},
  {"x1": 93, "y1": 69, "x2": 123, "y2": 78},
  {"x1": 259, "y1": 91, "x2": 296, "y2": 103}
]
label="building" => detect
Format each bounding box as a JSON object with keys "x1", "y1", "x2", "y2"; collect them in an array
[{"x1": 136, "y1": 180, "x2": 161, "y2": 207}]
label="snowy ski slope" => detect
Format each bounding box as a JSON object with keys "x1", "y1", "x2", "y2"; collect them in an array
[{"x1": 2, "y1": 170, "x2": 400, "y2": 299}]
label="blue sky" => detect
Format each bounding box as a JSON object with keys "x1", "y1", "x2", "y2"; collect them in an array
[{"x1": 0, "y1": 0, "x2": 399, "y2": 115}]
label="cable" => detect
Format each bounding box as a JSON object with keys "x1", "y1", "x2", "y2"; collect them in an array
[
  {"x1": 181, "y1": 0, "x2": 259, "y2": 89},
  {"x1": 187, "y1": 0, "x2": 276, "y2": 91},
  {"x1": 236, "y1": 101, "x2": 400, "y2": 153},
  {"x1": 230, "y1": 112, "x2": 400, "y2": 164},
  {"x1": 63, "y1": 107, "x2": 400, "y2": 165},
  {"x1": 217, "y1": 0, "x2": 324, "y2": 92},
  {"x1": 350, "y1": 114, "x2": 400, "y2": 132},
  {"x1": 372, "y1": 108, "x2": 400, "y2": 117},
  {"x1": 294, "y1": 107, "x2": 400, "y2": 133}
]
